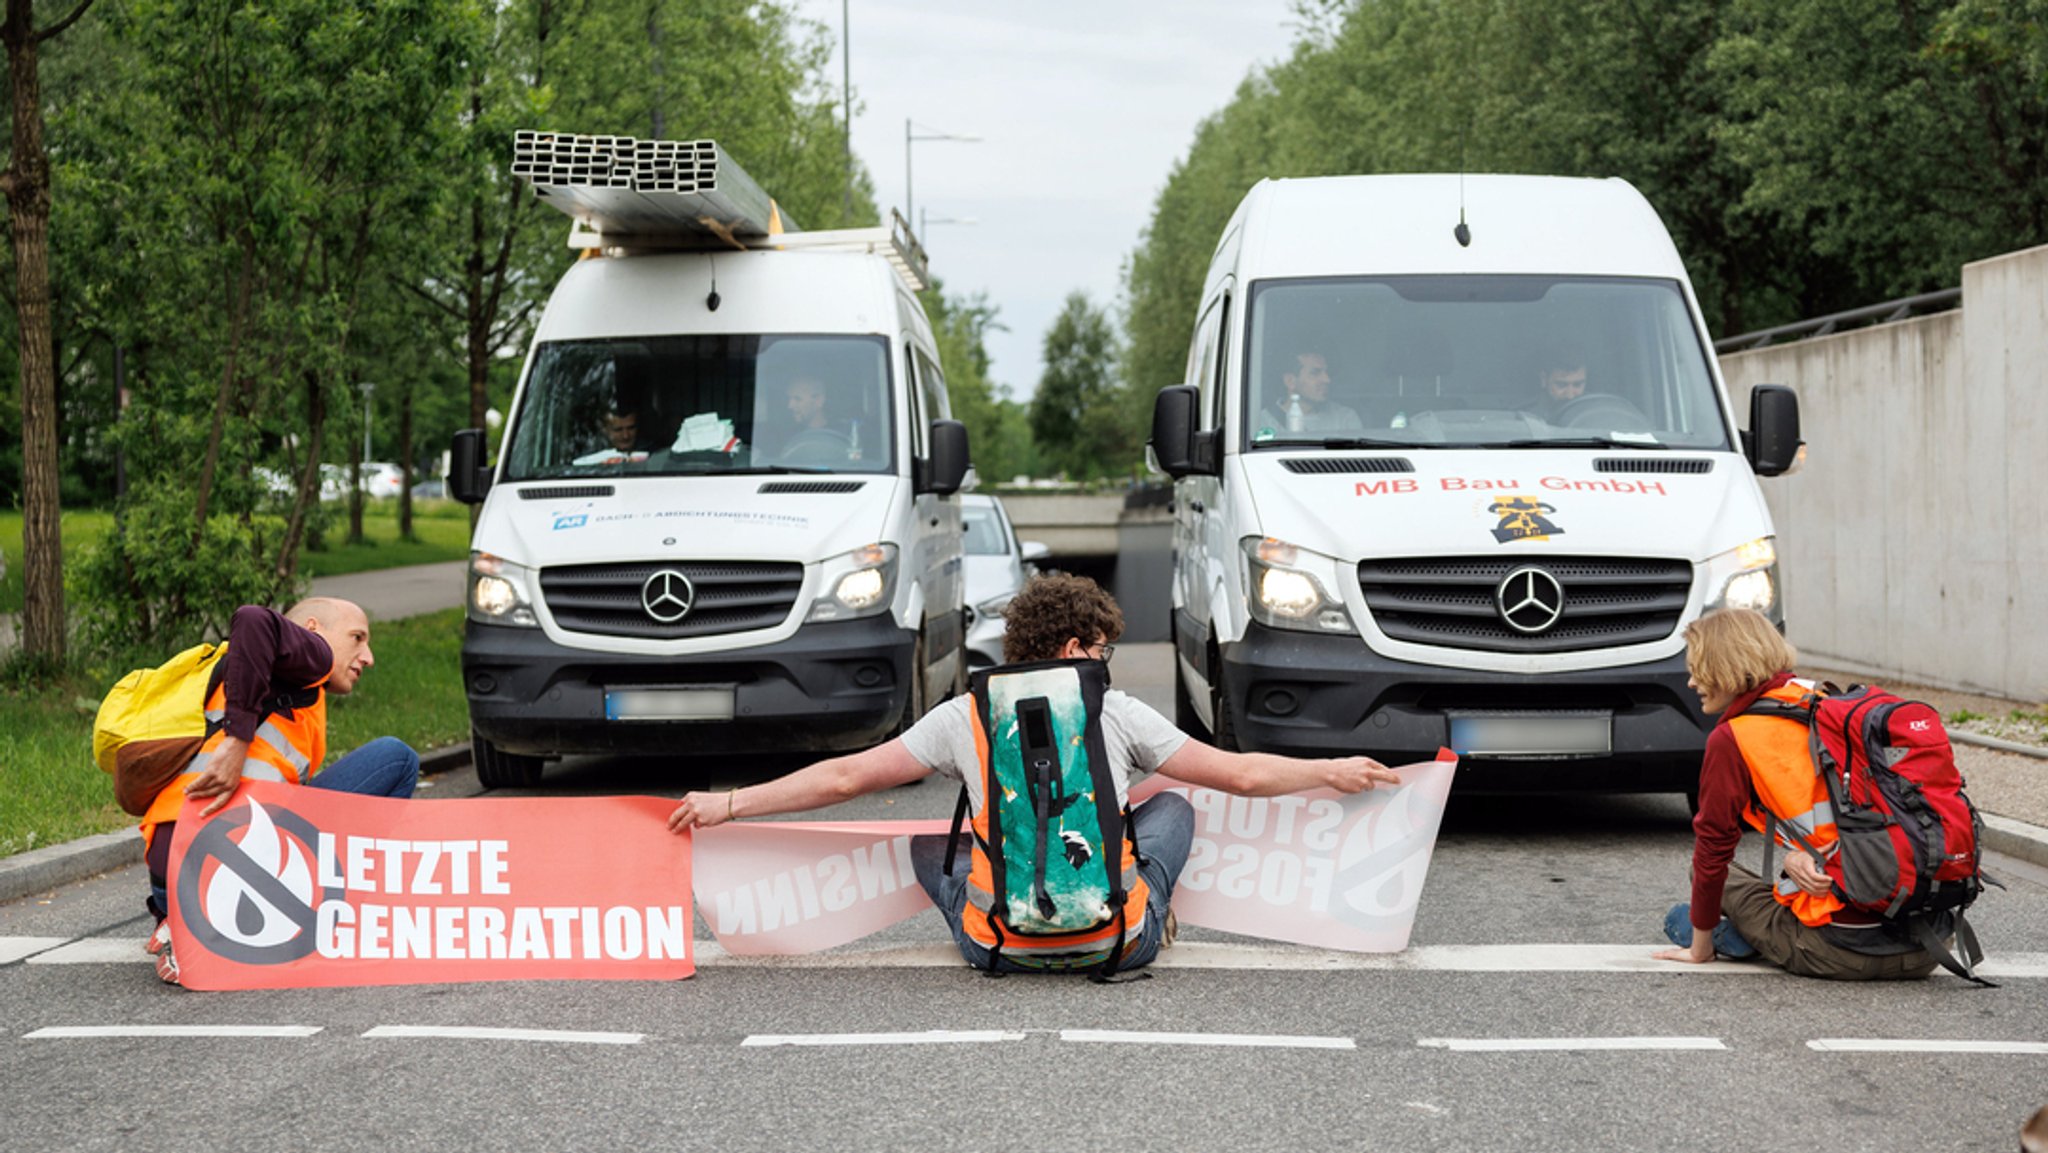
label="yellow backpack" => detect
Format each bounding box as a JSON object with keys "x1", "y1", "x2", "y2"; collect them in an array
[{"x1": 93, "y1": 642, "x2": 229, "y2": 817}]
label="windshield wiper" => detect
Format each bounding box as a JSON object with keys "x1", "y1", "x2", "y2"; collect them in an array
[
  {"x1": 1468, "y1": 437, "x2": 1669, "y2": 450},
  {"x1": 1250, "y1": 436, "x2": 1415, "y2": 450},
  {"x1": 672, "y1": 465, "x2": 837, "y2": 475}
]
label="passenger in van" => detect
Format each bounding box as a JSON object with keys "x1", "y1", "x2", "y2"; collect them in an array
[
  {"x1": 1653, "y1": 608, "x2": 1946, "y2": 979},
  {"x1": 1255, "y1": 350, "x2": 1363, "y2": 436},
  {"x1": 666, "y1": 573, "x2": 1401, "y2": 973},
  {"x1": 1533, "y1": 339, "x2": 1589, "y2": 421}
]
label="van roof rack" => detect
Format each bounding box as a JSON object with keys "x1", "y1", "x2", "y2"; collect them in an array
[{"x1": 513, "y1": 129, "x2": 930, "y2": 291}]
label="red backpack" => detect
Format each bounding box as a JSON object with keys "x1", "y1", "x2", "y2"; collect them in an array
[{"x1": 1743, "y1": 684, "x2": 1992, "y2": 984}]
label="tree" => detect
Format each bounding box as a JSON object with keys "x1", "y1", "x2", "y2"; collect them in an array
[
  {"x1": 1031, "y1": 292, "x2": 1134, "y2": 481},
  {"x1": 922, "y1": 278, "x2": 1042, "y2": 485},
  {"x1": 1, "y1": 0, "x2": 94, "y2": 665}
]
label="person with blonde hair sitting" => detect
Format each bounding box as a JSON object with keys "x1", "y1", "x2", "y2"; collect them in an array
[{"x1": 1653, "y1": 607, "x2": 1945, "y2": 978}]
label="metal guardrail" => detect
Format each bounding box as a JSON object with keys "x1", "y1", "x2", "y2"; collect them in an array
[{"x1": 1713, "y1": 288, "x2": 1962, "y2": 354}]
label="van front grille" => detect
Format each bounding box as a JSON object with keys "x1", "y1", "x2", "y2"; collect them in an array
[
  {"x1": 539, "y1": 561, "x2": 803, "y2": 639},
  {"x1": 1358, "y1": 556, "x2": 1693, "y2": 653}
]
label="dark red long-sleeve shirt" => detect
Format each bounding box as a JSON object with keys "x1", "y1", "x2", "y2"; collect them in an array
[
  {"x1": 220, "y1": 605, "x2": 332, "y2": 740},
  {"x1": 1688, "y1": 670, "x2": 1796, "y2": 930}
]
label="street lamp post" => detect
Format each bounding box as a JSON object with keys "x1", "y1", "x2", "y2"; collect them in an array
[{"x1": 905, "y1": 119, "x2": 979, "y2": 232}]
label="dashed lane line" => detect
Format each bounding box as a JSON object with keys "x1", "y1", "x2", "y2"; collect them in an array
[
  {"x1": 24, "y1": 1025, "x2": 321, "y2": 1039},
  {"x1": 363, "y1": 1025, "x2": 642, "y2": 1045},
  {"x1": 1806, "y1": 1039, "x2": 2048, "y2": 1055},
  {"x1": 1419, "y1": 1036, "x2": 1728, "y2": 1052},
  {"x1": 1062, "y1": 1029, "x2": 1355, "y2": 1050},
  {"x1": 743, "y1": 1030, "x2": 1025, "y2": 1047}
]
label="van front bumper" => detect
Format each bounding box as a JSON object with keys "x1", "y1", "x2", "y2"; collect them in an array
[
  {"x1": 1217, "y1": 623, "x2": 1711, "y2": 793},
  {"x1": 463, "y1": 617, "x2": 914, "y2": 758}
]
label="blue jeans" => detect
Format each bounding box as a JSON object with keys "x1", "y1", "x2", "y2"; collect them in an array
[
  {"x1": 146, "y1": 737, "x2": 420, "y2": 919},
  {"x1": 911, "y1": 791, "x2": 1194, "y2": 973}
]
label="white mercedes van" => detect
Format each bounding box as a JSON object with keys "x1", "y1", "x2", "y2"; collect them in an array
[
  {"x1": 1149, "y1": 175, "x2": 1801, "y2": 795},
  {"x1": 450, "y1": 241, "x2": 969, "y2": 788}
]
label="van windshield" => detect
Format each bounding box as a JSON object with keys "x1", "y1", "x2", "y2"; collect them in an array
[
  {"x1": 503, "y1": 334, "x2": 894, "y2": 481},
  {"x1": 1241, "y1": 276, "x2": 1730, "y2": 452}
]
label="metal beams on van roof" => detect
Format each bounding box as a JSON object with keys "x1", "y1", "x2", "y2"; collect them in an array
[
  {"x1": 514, "y1": 129, "x2": 930, "y2": 291},
  {"x1": 513, "y1": 130, "x2": 796, "y2": 240}
]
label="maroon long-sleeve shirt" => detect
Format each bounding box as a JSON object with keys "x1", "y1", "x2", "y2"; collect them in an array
[
  {"x1": 1687, "y1": 670, "x2": 1796, "y2": 930},
  {"x1": 219, "y1": 605, "x2": 332, "y2": 741}
]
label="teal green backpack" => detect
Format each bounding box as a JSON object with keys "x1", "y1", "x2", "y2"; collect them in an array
[{"x1": 945, "y1": 659, "x2": 1143, "y2": 978}]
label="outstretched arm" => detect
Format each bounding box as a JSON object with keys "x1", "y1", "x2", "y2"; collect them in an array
[
  {"x1": 1156, "y1": 739, "x2": 1399, "y2": 797},
  {"x1": 668, "y1": 739, "x2": 931, "y2": 832}
]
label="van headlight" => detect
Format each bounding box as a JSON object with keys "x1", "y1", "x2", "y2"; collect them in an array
[
  {"x1": 468, "y1": 551, "x2": 539, "y2": 627},
  {"x1": 1702, "y1": 535, "x2": 1780, "y2": 623},
  {"x1": 807, "y1": 543, "x2": 899, "y2": 622},
  {"x1": 1242, "y1": 536, "x2": 1354, "y2": 634}
]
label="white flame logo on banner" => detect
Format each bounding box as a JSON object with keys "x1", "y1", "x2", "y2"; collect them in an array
[{"x1": 203, "y1": 799, "x2": 316, "y2": 948}]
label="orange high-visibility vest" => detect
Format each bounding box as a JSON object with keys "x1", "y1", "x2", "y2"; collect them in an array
[
  {"x1": 1728, "y1": 681, "x2": 1845, "y2": 927},
  {"x1": 957, "y1": 703, "x2": 1150, "y2": 967},
  {"x1": 138, "y1": 676, "x2": 327, "y2": 844}
]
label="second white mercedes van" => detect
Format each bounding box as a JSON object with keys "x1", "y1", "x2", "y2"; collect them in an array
[{"x1": 1150, "y1": 175, "x2": 1801, "y2": 795}]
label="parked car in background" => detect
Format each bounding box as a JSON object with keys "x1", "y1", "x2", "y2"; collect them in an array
[
  {"x1": 410, "y1": 477, "x2": 446, "y2": 501},
  {"x1": 319, "y1": 461, "x2": 405, "y2": 501},
  {"x1": 962, "y1": 493, "x2": 1050, "y2": 668}
]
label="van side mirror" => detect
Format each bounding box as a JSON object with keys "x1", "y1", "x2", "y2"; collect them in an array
[
  {"x1": 921, "y1": 419, "x2": 969, "y2": 495},
  {"x1": 449, "y1": 428, "x2": 495, "y2": 504},
  {"x1": 1744, "y1": 384, "x2": 1801, "y2": 477},
  {"x1": 1150, "y1": 385, "x2": 1218, "y2": 478}
]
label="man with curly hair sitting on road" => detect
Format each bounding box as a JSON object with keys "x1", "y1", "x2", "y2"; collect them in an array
[{"x1": 668, "y1": 573, "x2": 1399, "y2": 973}]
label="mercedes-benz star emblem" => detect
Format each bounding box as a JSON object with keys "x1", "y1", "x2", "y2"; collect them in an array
[
  {"x1": 1496, "y1": 566, "x2": 1565, "y2": 634},
  {"x1": 641, "y1": 569, "x2": 696, "y2": 624}
]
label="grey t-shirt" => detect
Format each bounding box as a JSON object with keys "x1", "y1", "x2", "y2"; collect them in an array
[{"x1": 900, "y1": 690, "x2": 1191, "y2": 812}]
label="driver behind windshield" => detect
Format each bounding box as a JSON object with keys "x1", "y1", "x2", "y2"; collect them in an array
[
  {"x1": 1534, "y1": 338, "x2": 1589, "y2": 422},
  {"x1": 775, "y1": 373, "x2": 860, "y2": 464}
]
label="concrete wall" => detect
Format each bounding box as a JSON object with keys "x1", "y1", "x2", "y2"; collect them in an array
[{"x1": 1719, "y1": 243, "x2": 2048, "y2": 701}]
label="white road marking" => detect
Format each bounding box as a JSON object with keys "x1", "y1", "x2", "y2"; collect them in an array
[
  {"x1": 22, "y1": 939, "x2": 152, "y2": 964},
  {"x1": 12, "y1": 935, "x2": 2048, "y2": 979},
  {"x1": 1806, "y1": 1039, "x2": 2048, "y2": 1055},
  {"x1": 742, "y1": 1030, "x2": 1025, "y2": 1047},
  {"x1": 362, "y1": 1026, "x2": 643, "y2": 1045},
  {"x1": 1418, "y1": 1036, "x2": 1727, "y2": 1052},
  {"x1": 1061, "y1": 1029, "x2": 1354, "y2": 1050},
  {"x1": 25, "y1": 1025, "x2": 321, "y2": 1039},
  {"x1": 0, "y1": 937, "x2": 68, "y2": 964}
]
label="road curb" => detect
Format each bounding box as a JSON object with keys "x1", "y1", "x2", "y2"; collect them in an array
[
  {"x1": 0, "y1": 830, "x2": 142, "y2": 905},
  {"x1": 0, "y1": 741, "x2": 472, "y2": 905},
  {"x1": 1953, "y1": 730, "x2": 2048, "y2": 760},
  {"x1": 1983, "y1": 813, "x2": 2048, "y2": 872}
]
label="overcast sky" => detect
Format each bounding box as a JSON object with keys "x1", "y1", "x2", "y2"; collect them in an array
[{"x1": 785, "y1": 1, "x2": 1305, "y2": 401}]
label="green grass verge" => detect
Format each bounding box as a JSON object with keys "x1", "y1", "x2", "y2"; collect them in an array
[
  {"x1": 0, "y1": 501, "x2": 473, "y2": 612},
  {"x1": 298, "y1": 501, "x2": 474, "y2": 578},
  {"x1": 0, "y1": 607, "x2": 470, "y2": 858},
  {"x1": 0, "y1": 509, "x2": 117, "y2": 616}
]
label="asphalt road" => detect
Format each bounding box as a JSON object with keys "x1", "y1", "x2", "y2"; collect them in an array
[{"x1": 5, "y1": 642, "x2": 2048, "y2": 1151}]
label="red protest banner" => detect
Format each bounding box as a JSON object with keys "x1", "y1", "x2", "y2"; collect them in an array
[{"x1": 166, "y1": 781, "x2": 693, "y2": 990}]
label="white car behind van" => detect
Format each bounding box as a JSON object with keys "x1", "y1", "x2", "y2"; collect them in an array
[{"x1": 1150, "y1": 175, "x2": 1801, "y2": 796}]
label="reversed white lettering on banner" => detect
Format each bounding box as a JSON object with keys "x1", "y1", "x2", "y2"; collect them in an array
[
  {"x1": 712, "y1": 834, "x2": 919, "y2": 935},
  {"x1": 317, "y1": 904, "x2": 688, "y2": 962},
  {"x1": 1170, "y1": 789, "x2": 1345, "y2": 912}
]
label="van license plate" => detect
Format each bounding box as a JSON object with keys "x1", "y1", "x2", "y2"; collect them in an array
[
  {"x1": 1447, "y1": 712, "x2": 1611, "y2": 758},
  {"x1": 605, "y1": 687, "x2": 736, "y2": 722}
]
